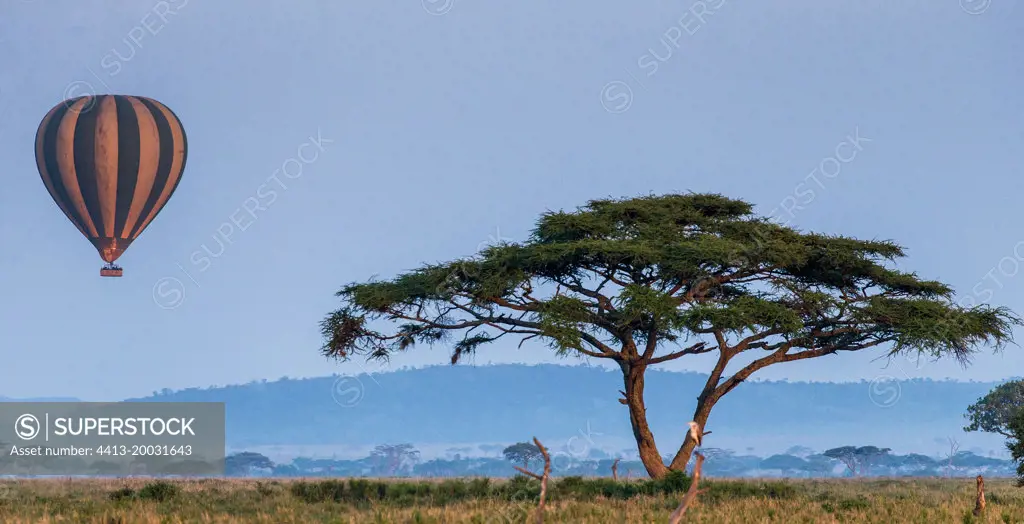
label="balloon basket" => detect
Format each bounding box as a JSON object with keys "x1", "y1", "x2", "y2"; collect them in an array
[{"x1": 100, "y1": 264, "x2": 123, "y2": 277}]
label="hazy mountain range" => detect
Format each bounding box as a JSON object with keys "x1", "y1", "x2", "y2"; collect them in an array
[{"x1": 50, "y1": 364, "x2": 1009, "y2": 462}]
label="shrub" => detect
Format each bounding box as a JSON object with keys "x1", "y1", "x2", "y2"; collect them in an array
[
  {"x1": 108, "y1": 487, "x2": 136, "y2": 501},
  {"x1": 283, "y1": 474, "x2": 803, "y2": 508},
  {"x1": 137, "y1": 481, "x2": 179, "y2": 502}
]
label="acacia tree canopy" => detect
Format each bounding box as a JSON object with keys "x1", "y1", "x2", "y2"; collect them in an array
[
  {"x1": 225, "y1": 452, "x2": 274, "y2": 475},
  {"x1": 503, "y1": 442, "x2": 543, "y2": 468},
  {"x1": 319, "y1": 193, "x2": 1020, "y2": 479}
]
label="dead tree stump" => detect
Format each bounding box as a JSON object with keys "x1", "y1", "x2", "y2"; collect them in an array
[
  {"x1": 973, "y1": 475, "x2": 986, "y2": 516},
  {"x1": 668, "y1": 452, "x2": 707, "y2": 524},
  {"x1": 512, "y1": 437, "x2": 551, "y2": 524}
]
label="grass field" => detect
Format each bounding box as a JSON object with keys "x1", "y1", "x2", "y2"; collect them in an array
[{"x1": 0, "y1": 475, "x2": 1021, "y2": 523}]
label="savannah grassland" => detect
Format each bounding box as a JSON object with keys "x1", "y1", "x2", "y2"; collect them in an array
[{"x1": 0, "y1": 476, "x2": 1021, "y2": 523}]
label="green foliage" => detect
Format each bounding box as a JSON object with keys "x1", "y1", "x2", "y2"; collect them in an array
[
  {"x1": 502, "y1": 442, "x2": 543, "y2": 468},
  {"x1": 823, "y1": 446, "x2": 891, "y2": 476},
  {"x1": 108, "y1": 487, "x2": 136, "y2": 501},
  {"x1": 288, "y1": 479, "x2": 344, "y2": 503},
  {"x1": 819, "y1": 493, "x2": 871, "y2": 513},
  {"x1": 287, "y1": 473, "x2": 699, "y2": 506},
  {"x1": 964, "y1": 380, "x2": 1024, "y2": 486},
  {"x1": 8, "y1": 477, "x2": 1023, "y2": 522},
  {"x1": 1006, "y1": 409, "x2": 1024, "y2": 486},
  {"x1": 283, "y1": 472, "x2": 799, "y2": 508},
  {"x1": 225, "y1": 452, "x2": 274, "y2": 476},
  {"x1": 107, "y1": 481, "x2": 180, "y2": 503},
  {"x1": 537, "y1": 295, "x2": 591, "y2": 353},
  {"x1": 254, "y1": 481, "x2": 280, "y2": 498},
  {"x1": 965, "y1": 380, "x2": 1024, "y2": 438},
  {"x1": 321, "y1": 192, "x2": 1019, "y2": 367},
  {"x1": 138, "y1": 481, "x2": 179, "y2": 502},
  {"x1": 699, "y1": 480, "x2": 798, "y2": 503},
  {"x1": 137, "y1": 481, "x2": 179, "y2": 502}
]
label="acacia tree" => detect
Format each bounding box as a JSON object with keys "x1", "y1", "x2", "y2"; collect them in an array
[
  {"x1": 503, "y1": 441, "x2": 543, "y2": 469},
  {"x1": 822, "y1": 446, "x2": 891, "y2": 476},
  {"x1": 370, "y1": 444, "x2": 420, "y2": 476},
  {"x1": 319, "y1": 193, "x2": 1019, "y2": 479},
  {"x1": 823, "y1": 446, "x2": 859, "y2": 476},
  {"x1": 224, "y1": 452, "x2": 274, "y2": 476}
]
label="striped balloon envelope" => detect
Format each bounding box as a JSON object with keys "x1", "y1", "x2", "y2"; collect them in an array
[{"x1": 34, "y1": 95, "x2": 187, "y2": 277}]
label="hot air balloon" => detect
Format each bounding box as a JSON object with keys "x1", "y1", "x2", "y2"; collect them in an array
[{"x1": 35, "y1": 95, "x2": 187, "y2": 277}]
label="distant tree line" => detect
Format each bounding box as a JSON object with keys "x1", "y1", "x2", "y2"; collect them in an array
[
  {"x1": 215, "y1": 442, "x2": 1016, "y2": 479},
  {"x1": 0, "y1": 438, "x2": 1013, "y2": 479}
]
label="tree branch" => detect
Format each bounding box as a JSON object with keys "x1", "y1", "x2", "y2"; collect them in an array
[
  {"x1": 714, "y1": 338, "x2": 889, "y2": 399},
  {"x1": 649, "y1": 342, "x2": 713, "y2": 365},
  {"x1": 668, "y1": 452, "x2": 706, "y2": 523},
  {"x1": 578, "y1": 333, "x2": 622, "y2": 359},
  {"x1": 641, "y1": 324, "x2": 659, "y2": 360}
]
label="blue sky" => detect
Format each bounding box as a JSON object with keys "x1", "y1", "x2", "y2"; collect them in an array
[{"x1": 0, "y1": 0, "x2": 1021, "y2": 400}]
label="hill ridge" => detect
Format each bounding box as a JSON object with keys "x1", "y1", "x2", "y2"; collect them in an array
[{"x1": 101, "y1": 364, "x2": 1015, "y2": 458}]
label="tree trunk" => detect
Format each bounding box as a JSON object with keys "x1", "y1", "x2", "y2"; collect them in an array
[
  {"x1": 667, "y1": 395, "x2": 717, "y2": 472},
  {"x1": 621, "y1": 363, "x2": 669, "y2": 478}
]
